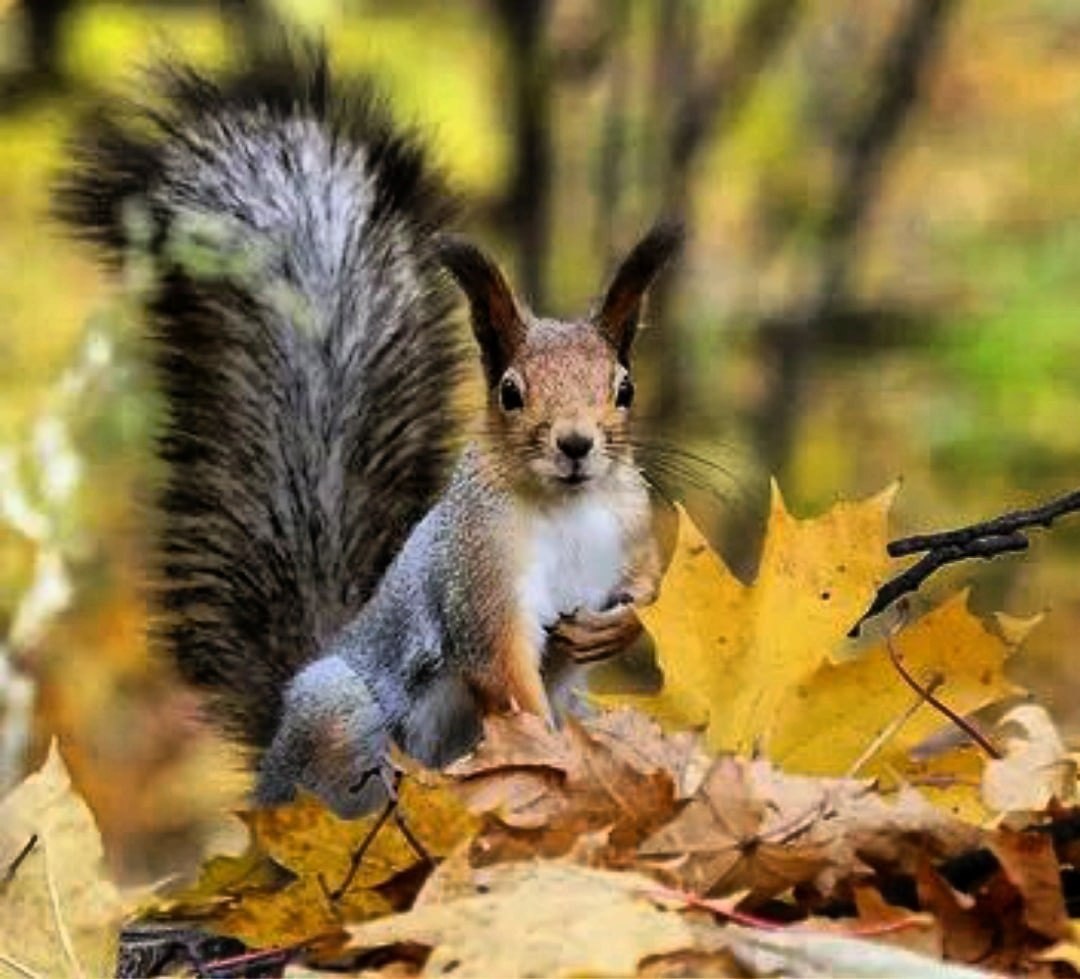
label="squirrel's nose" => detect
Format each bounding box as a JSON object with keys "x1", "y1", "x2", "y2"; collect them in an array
[{"x1": 556, "y1": 433, "x2": 594, "y2": 461}]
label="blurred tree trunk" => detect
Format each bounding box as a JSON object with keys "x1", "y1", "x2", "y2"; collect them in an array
[
  {"x1": 3, "y1": 0, "x2": 74, "y2": 99},
  {"x1": 751, "y1": 0, "x2": 958, "y2": 484},
  {"x1": 593, "y1": 0, "x2": 631, "y2": 270},
  {"x1": 649, "y1": 0, "x2": 804, "y2": 425},
  {"x1": 490, "y1": 0, "x2": 553, "y2": 309},
  {"x1": 26, "y1": 0, "x2": 72, "y2": 81},
  {"x1": 220, "y1": 0, "x2": 275, "y2": 50}
]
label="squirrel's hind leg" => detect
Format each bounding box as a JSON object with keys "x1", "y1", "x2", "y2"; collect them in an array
[
  {"x1": 398, "y1": 673, "x2": 480, "y2": 767},
  {"x1": 255, "y1": 655, "x2": 394, "y2": 819}
]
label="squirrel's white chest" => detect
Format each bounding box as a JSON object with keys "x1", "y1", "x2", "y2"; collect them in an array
[{"x1": 516, "y1": 498, "x2": 625, "y2": 644}]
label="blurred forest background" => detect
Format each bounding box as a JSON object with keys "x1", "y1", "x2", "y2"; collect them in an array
[{"x1": 2, "y1": 0, "x2": 1080, "y2": 881}]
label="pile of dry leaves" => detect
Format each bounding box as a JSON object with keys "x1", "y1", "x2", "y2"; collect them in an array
[{"x1": 3, "y1": 485, "x2": 1080, "y2": 978}]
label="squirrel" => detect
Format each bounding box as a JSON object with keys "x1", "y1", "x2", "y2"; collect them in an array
[{"x1": 55, "y1": 44, "x2": 680, "y2": 818}]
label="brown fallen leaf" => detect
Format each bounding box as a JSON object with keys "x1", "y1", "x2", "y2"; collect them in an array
[
  {"x1": 446, "y1": 711, "x2": 572, "y2": 777},
  {"x1": 0, "y1": 743, "x2": 129, "y2": 978},
  {"x1": 452, "y1": 713, "x2": 679, "y2": 866},
  {"x1": 448, "y1": 712, "x2": 570, "y2": 831},
  {"x1": 914, "y1": 858, "x2": 995, "y2": 965},
  {"x1": 988, "y1": 827, "x2": 1070, "y2": 941},
  {"x1": 851, "y1": 883, "x2": 943, "y2": 960},
  {"x1": 586, "y1": 707, "x2": 710, "y2": 800},
  {"x1": 639, "y1": 755, "x2": 830, "y2": 899},
  {"x1": 743, "y1": 758, "x2": 984, "y2": 896},
  {"x1": 337, "y1": 861, "x2": 696, "y2": 978}
]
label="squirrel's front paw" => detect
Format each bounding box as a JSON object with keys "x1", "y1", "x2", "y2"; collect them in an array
[
  {"x1": 611, "y1": 575, "x2": 659, "y2": 609},
  {"x1": 547, "y1": 602, "x2": 643, "y2": 663}
]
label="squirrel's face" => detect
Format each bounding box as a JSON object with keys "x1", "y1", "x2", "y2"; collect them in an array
[
  {"x1": 438, "y1": 221, "x2": 683, "y2": 494},
  {"x1": 490, "y1": 321, "x2": 635, "y2": 489}
]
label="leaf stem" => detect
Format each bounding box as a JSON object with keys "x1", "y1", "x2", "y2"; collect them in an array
[
  {"x1": 199, "y1": 941, "x2": 301, "y2": 975},
  {"x1": 647, "y1": 886, "x2": 929, "y2": 937},
  {"x1": 884, "y1": 627, "x2": 1001, "y2": 760},
  {"x1": 1, "y1": 834, "x2": 37, "y2": 889}
]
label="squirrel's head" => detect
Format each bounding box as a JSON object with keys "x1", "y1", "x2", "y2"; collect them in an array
[{"x1": 438, "y1": 222, "x2": 683, "y2": 494}]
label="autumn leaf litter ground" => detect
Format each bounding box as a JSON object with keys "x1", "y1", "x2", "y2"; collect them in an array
[{"x1": 4, "y1": 485, "x2": 1080, "y2": 978}]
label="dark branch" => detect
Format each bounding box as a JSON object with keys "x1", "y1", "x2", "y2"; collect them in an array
[
  {"x1": 854, "y1": 488, "x2": 1080, "y2": 633},
  {"x1": 889, "y1": 489, "x2": 1080, "y2": 557}
]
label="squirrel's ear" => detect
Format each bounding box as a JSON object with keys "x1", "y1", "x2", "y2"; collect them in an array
[
  {"x1": 436, "y1": 236, "x2": 527, "y2": 386},
  {"x1": 595, "y1": 220, "x2": 684, "y2": 364}
]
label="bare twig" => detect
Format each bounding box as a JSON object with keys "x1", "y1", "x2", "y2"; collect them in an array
[
  {"x1": 857, "y1": 533, "x2": 1029, "y2": 629},
  {"x1": 393, "y1": 809, "x2": 432, "y2": 866},
  {"x1": 325, "y1": 765, "x2": 410, "y2": 902},
  {"x1": 855, "y1": 487, "x2": 1080, "y2": 632},
  {"x1": 889, "y1": 489, "x2": 1080, "y2": 557},
  {"x1": 326, "y1": 796, "x2": 397, "y2": 903}
]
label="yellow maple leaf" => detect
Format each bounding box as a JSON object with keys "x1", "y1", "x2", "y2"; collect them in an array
[
  {"x1": 772, "y1": 591, "x2": 1028, "y2": 780},
  {"x1": 610, "y1": 485, "x2": 1031, "y2": 793},
  {"x1": 615, "y1": 483, "x2": 895, "y2": 755},
  {"x1": 154, "y1": 770, "x2": 479, "y2": 949}
]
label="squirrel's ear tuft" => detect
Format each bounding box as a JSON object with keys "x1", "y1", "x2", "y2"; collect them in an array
[
  {"x1": 436, "y1": 236, "x2": 526, "y2": 386},
  {"x1": 595, "y1": 220, "x2": 684, "y2": 364}
]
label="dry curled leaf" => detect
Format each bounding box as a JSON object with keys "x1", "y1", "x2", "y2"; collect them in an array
[
  {"x1": 452, "y1": 712, "x2": 680, "y2": 865},
  {"x1": 981, "y1": 704, "x2": 1076, "y2": 813},
  {"x1": 914, "y1": 858, "x2": 996, "y2": 965},
  {"x1": 338, "y1": 861, "x2": 695, "y2": 978},
  {"x1": 640, "y1": 755, "x2": 830, "y2": 899},
  {"x1": 988, "y1": 827, "x2": 1070, "y2": 941},
  {"x1": 701, "y1": 757, "x2": 982, "y2": 897},
  {"x1": 0, "y1": 743, "x2": 128, "y2": 979}
]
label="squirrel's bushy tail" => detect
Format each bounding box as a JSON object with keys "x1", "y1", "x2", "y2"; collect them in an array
[{"x1": 55, "y1": 45, "x2": 462, "y2": 750}]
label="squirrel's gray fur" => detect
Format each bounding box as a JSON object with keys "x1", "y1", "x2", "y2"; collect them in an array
[
  {"x1": 57, "y1": 41, "x2": 682, "y2": 819},
  {"x1": 54, "y1": 44, "x2": 463, "y2": 756},
  {"x1": 259, "y1": 448, "x2": 509, "y2": 814}
]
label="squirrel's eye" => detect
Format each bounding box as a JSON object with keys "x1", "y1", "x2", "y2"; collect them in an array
[
  {"x1": 615, "y1": 376, "x2": 635, "y2": 409},
  {"x1": 499, "y1": 376, "x2": 525, "y2": 412}
]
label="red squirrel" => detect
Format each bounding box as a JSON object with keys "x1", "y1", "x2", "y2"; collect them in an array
[{"x1": 56, "y1": 43, "x2": 679, "y2": 816}]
